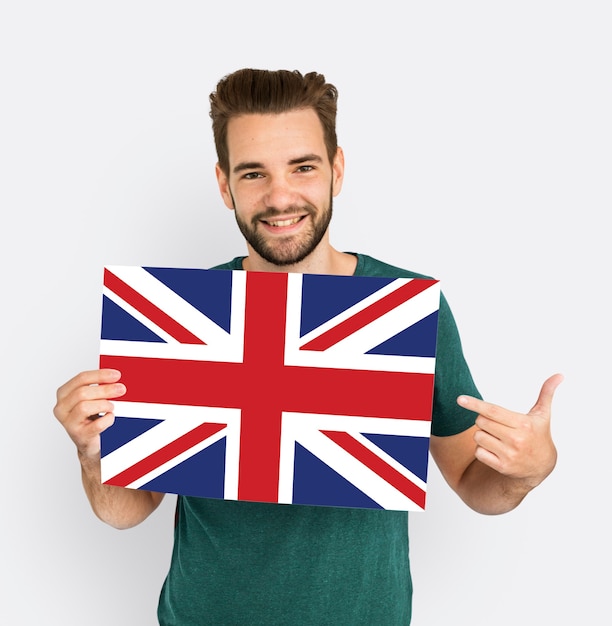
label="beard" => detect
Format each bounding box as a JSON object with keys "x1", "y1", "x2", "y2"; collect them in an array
[{"x1": 233, "y1": 191, "x2": 333, "y2": 267}]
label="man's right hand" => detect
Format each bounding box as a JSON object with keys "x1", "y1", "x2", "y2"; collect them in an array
[
  {"x1": 53, "y1": 368, "x2": 126, "y2": 461},
  {"x1": 53, "y1": 369, "x2": 163, "y2": 528}
]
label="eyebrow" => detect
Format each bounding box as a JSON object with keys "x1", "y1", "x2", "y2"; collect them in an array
[
  {"x1": 288, "y1": 154, "x2": 323, "y2": 166},
  {"x1": 232, "y1": 153, "x2": 324, "y2": 175},
  {"x1": 233, "y1": 161, "x2": 264, "y2": 174}
]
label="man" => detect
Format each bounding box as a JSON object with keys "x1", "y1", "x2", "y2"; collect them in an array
[{"x1": 54, "y1": 68, "x2": 562, "y2": 624}]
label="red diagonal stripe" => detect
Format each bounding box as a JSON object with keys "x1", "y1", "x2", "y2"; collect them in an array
[
  {"x1": 103, "y1": 421, "x2": 226, "y2": 487},
  {"x1": 104, "y1": 268, "x2": 206, "y2": 345},
  {"x1": 321, "y1": 430, "x2": 427, "y2": 509},
  {"x1": 300, "y1": 279, "x2": 438, "y2": 352}
]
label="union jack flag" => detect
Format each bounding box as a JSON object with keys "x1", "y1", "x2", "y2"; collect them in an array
[{"x1": 99, "y1": 266, "x2": 440, "y2": 511}]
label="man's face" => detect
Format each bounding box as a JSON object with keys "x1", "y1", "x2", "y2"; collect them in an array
[{"x1": 216, "y1": 109, "x2": 344, "y2": 267}]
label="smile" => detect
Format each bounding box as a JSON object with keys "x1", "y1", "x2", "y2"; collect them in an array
[{"x1": 263, "y1": 216, "x2": 304, "y2": 227}]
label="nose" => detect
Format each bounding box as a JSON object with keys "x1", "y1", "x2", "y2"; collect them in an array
[{"x1": 263, "y1": 175, "x2": 299, "y2": 211}]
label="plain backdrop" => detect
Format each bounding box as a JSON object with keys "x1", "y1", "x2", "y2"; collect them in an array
[{"x1": 1, "y1": 1, "x2": 609, "y2": 624}]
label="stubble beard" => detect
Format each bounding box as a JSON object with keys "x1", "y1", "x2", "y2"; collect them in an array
[{"x1": 233, "y1": 191, "x2": 333, "y2": 267}]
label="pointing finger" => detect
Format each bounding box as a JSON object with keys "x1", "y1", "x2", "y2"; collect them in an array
[{"x1": 456, "y1": 395, "x2": 516, "y2": 428}]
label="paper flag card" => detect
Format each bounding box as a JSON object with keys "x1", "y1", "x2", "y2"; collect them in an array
[{"x1": 99, "y1": 266, "x2": 440, "y2": 511}]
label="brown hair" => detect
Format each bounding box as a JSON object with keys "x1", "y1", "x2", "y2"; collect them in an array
[{"x1": 210, "y1": 68, "x2": 339, "y2": 175}]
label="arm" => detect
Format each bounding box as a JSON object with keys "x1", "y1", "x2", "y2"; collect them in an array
[
  {"x1": 53, "y1": 369, "x2": 164, "y2": 529},
  {"x1": 429, "y1": 373, "x2": 563, "y2": 515}
]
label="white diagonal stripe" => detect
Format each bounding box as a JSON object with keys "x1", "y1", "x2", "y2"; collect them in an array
[
  {"x1": 278, "y1": 412, "x2": 430, "y2": 511},
  {"x1": 286, "y1": 427, "x2": 425, "y2": 511},
  {"x1": 285, "y1": 274, "x2": 439, "y2": 371},
  {"x1": 315, "y1": 283, "x2": 439, "y2": 355},
  {"x1": 101, "y1": 402, "x2": 240, "y2": 488},
  {"x1": 105, "y1": 266, "x2": 237, "y2": 346}
]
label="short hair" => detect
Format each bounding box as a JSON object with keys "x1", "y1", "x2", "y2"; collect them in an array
[{"x1": 210, "y1": 68, "x2": 339, "y2": 175}]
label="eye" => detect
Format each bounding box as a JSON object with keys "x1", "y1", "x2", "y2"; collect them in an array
[
  {"x1": 296, "y1": 165, "x2": 314, "y2": 173},
  {"x1": 243, "y1": 172, "x2": 263, "y2": 180}
]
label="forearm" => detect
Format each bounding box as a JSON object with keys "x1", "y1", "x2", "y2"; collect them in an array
[
  {"x1": 455, "y1": 458, "x2": 537, "y2": 515},
  {"x1": 79, "y1": 453, "x2": 163, "y2": 529}
]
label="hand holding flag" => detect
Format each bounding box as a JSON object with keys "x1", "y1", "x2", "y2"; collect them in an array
[
  {"x1": 53, "y1": 368, "x2": 165, "y2": 529},
  {"x1": 53, "y1": 368, "x2": 126, "y2": 460}
]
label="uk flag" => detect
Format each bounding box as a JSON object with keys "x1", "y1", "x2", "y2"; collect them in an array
[{"x1": 99, "y1": 266, "x2": 440, "y2": 511}]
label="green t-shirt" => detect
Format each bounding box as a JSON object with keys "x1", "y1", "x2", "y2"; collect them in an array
[{"x1": 157, "y1": 253, "x2": 480, "y2": 625}]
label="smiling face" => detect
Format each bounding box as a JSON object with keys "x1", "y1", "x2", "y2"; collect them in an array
[{"x1": 216, "y1": 108, "x2": 344, "y2": 270}]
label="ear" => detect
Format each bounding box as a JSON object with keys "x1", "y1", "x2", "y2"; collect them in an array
[
  {"x1": 215, "y1": 163, "x2": 235, "y2": 210},
  {"x1": 331, "y1": 147, "x2": 345, "y2": 197}
]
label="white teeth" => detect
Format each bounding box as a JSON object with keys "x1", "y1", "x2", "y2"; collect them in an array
[{"x1": 267, "y1": 217, "x2": 301, "y2": 227}]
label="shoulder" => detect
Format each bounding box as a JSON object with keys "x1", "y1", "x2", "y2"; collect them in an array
[
  {"x1": 351, "y1": 252, "x2": 455, "y2": 328},
  {"x1": 351, "y1": 253, "x2": 433, "y2": 280}
]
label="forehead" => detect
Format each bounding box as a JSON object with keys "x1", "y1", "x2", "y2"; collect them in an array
[{"x1": 225, "y1": 109, "x2": 327, "y2": 166}]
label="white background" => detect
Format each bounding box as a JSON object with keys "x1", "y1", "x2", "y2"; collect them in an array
[{"x1": 1, "y1": 1, "x2": 609, "y2": 624}]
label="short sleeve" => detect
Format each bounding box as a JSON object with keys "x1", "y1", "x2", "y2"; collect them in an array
[{"x1": 431, "y1": 292, "x2": 481, "y2": 436}]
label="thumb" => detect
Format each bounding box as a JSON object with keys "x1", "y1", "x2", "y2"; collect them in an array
[{"x1": 529, "y1": 373, "x2": 564, "y2": 418}]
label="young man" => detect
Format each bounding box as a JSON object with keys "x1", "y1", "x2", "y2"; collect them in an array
[{"x1": 54, "y1": 69, "x2": 562, "y2": 624}]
